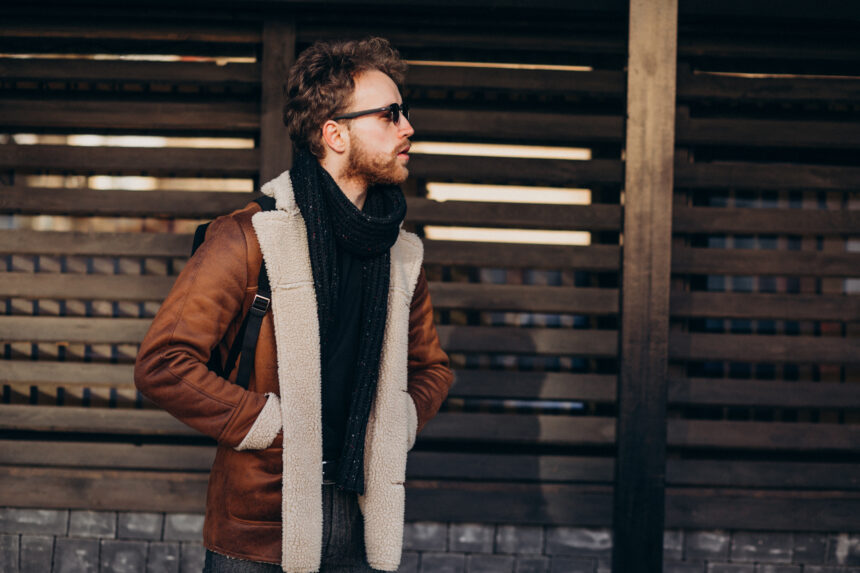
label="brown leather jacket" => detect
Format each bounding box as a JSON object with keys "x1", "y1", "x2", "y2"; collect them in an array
[{"x1": 134, "y1": 182, "x2": 453, "y2": 570}]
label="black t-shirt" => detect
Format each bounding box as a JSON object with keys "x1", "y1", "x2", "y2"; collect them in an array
[{"x1": 321, "y1": 246, "x2": 364, "y2": 460}]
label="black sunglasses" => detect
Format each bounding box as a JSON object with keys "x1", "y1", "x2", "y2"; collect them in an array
[{"x1": 333, "y1": 103, "x2": 410, "y2": 124}]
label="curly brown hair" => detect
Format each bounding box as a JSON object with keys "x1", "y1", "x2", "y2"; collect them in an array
[{"x1": 283, "y1": 37, "x2": 407, "y2": 158}]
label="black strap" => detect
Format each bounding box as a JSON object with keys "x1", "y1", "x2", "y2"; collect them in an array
[{"x1": 226, "y1": 196, "x2": 275, "y2": 389}]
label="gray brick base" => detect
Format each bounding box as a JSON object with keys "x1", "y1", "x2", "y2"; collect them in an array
[{"x1": 2, "y1": 508, "x2": 859, "y2": 572}]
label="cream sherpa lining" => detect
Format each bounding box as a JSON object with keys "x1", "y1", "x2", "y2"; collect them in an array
[
  {"x1": 235, "y1": 393, "x2": 282, "y2": 451},
  {"x1": 249, "y1": 171, "x2": 423, "y2": 573}
]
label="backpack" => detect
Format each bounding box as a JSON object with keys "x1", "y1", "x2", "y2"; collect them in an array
[{"x1": 190, "y1": 195, "x2": 276, "y2": 389}]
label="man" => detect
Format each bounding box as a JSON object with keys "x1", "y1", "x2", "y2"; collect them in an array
[{"x1": 134, "y1": 37, "x2": 453, "y2": 573}]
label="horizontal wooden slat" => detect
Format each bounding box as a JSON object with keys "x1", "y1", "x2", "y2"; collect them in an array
[
  {"x1": 0, "y1": 274, "x2": 175, "y2": 301},
  {"x1": 422, "y1": 412, "x2": 614, "y2": 446},
  {"x1": 0, "y1": 405, "x2": 195, "y2": 436},
  {"x1": 0, "y1": 188, "x2": 253, "y2": 218},
  {"x1": 413, "y1": 108, "x2": 623, "y2": 144},
  {"x1": 430, "y1": 283, "x2": 618, "y2": 314},
  {"x1": 675, "y1": 160, "x2": 860, "y2": 191},
  {"x1": 677, "y1": 116, "x2": 860, "y2": 149},
  {"x1": 437, "y1": 325, "x2": 618, "y2": 356},
  {"x1": 425, "y1": 241, "x2": 620, "y2": 270},
  {"x1": 450, "y1": 371, "x2": 616, "y2": 401},
  {"x1": 0, "y1": 98, "x2": 259, "y2": 132},
  {"x1": 0, "y1": 57, "x2": 261, "y2": 84},
  {"x1": 0, "y1": 316, "x2": 150, "y2": 344},
  {"x1": 406, "y1": 480, "x2": 611, "y2": 525},
  {"x1": 409, "y1": 155, "x2": 624, "y2": 187},
  {"x1": 668, "y1": 460, "x2": 860, "y2": 490},
  {"x1": 407, "y1": 65, "x2": 624, "y2": 96},
  {"x1": 669, "y1": 377, "x2": 860, "y2": 409},
  {"x1": 671, "y1": 291, "x2": 860, "y2": 322},
  {"x1": 0, "y1": 144, "x2": 259, "y2": 176},
  {"x1": 1, "y1": 361, "x2": 134, "y2": 387},
  {"x1": 0, "y1": 229, "x2": 190, "y2": 256},
  {"x1": 669, "y1": 332, "x2": 860, "y2": 364},
  {"x1": 408, "y1": 452, "x2": 613, "y2": 483},
  {"x1": 673, "y1": 205, "x2": 860, "y2": 235},
  {"x1": 0, "y1": 22, "x2": 261, "y2": 43},
  {"x1": 0, "y1": 440, "x2": 214, "y2": 471},
  {"x1": 408, "y1": 198, "x2": 620, "y2": 231},
  {"x1": 677, "y1": 68, "x2": 860, "y2": 104},
  {"x1": 668, "y1": 419, "x2": 860, "y2": 452},
  {"x1": 672, "y1": 247, "x2": 860, "y2": 277}
]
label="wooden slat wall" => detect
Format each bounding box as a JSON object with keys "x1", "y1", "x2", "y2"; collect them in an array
[{"x1": 1, "y1": 1, "x2": 858, "y2": 540}]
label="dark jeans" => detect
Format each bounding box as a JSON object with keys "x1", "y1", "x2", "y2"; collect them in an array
[{"x1": 203, "y1": 484, "x2": 377, "y2": 572}]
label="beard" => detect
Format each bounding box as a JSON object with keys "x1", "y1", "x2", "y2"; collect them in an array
[{"x1": 343, "y1": 135, "x2": 408, "y2": 187}]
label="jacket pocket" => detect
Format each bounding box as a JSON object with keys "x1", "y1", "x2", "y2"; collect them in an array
[{"x1": 220, "y1": 446, "x2": 283, "y2": 524}]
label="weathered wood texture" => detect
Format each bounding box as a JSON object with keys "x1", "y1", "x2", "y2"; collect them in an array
[{"x1": 614, "y1": 0, "x2": 677, "y2": 571}]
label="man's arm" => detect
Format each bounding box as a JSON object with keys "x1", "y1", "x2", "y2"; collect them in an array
[
  {"x1": 134, "y1": 213, "x2": 280, "y2": 450},
  {"x1": 406, "y1": 267, "x2": 454, "y2": 434}
]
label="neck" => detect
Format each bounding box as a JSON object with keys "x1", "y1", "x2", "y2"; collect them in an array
[{"x1": 319, "y1": 155, "x2": 367, "y2": 210}]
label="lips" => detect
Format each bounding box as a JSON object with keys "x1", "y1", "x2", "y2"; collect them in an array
[{"x1": 397, "y1": 144, "x2": 411, "y2": 156}]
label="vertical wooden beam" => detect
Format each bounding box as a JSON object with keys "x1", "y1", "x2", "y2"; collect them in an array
[
  {"x1": 613, "y1": 0, "x2": 678, "y2": 572},
  {"x1": 259, "y1": 19, "x2": 296, "y2": 184}
]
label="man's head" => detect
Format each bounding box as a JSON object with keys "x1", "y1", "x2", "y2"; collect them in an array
[{"x1": 284, "y1": 38, "x2": 414, "y2": 192}]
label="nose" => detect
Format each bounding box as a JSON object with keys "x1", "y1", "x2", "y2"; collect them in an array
[{"x1": 399, "y1": 115, "x2": 415, "y2": 138}]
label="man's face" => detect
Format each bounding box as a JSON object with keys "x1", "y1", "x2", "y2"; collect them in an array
[{"x1": 341, "y1": 70, "x2": 414, "y2": 186}]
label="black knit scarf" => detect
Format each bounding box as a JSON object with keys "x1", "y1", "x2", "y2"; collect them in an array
[{"x1": 290, "y1": 148, "x2": 406, "y2": 494}]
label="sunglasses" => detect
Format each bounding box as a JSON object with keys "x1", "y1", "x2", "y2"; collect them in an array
[{"x1": 333, "y1": 102, "x2": 410, "y2": 125}]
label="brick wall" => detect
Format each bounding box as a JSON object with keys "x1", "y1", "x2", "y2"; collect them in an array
[{"x1": 1, "y1": 509, "x2": 859, "y2": 572}]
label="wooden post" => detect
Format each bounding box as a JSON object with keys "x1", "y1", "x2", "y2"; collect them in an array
[
  {"x1": 613, "y1": 0, "x2": 678, "y2": 572},
  {"x1": 259, "y1": 18, "x2": 296, "y2": 184}
]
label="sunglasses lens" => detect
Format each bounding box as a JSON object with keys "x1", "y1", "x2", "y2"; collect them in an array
[{"x1": 390, "y1": 104, "x2": 399, "y2": 124}]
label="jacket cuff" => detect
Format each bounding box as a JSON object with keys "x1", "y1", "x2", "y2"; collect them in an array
[
  {"x1": 234, "y1": 392, "x2": 282, "y2": 451},
  {"x1": 406, "y1": 392, "x2": 418, "y2": 451}
]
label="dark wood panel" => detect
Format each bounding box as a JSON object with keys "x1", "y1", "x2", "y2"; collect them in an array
[
  {"x1": 408, "y1": 198, "x2": 621, "y2": 231},
  {"x1": 669, "y1": 377, "x2": 860, "y2": 409},
  {"x1": 1, "y1": 361, "x2": 133, "y2": 387},
  {"x1": 430, "y1": 283, "x2": 618, "y2": 314},
  {"x1": 0, "y1": 145, "x2": 259, "y2": 176},
  {"x1": 407, "y1": 66, "x2": 624, "y2": 96},
  {"x1": 424, "y1": 241, "x2": 620, "y2": 270},
  {"x1": 413, "y1": 109, "x2": 623, "y2": 144},
  {"x1": 436, "y1": 325, "x2": 618, "y2": 356},
  {"x1": 0, "y1": 440, "x2": 214, "y2": 471},
  {"x1": 0, "y1": 229, "x2": 190, "y2": 257},
  {"x1": 409, "y1": 155, "x2": 624, "y2": 187},
  {"x1": 259, "y1": 19, "x2": 295, "y2": 183},
  {"x1": 672, "y1": 247, "x2": 860, "y2": 277},
  {"x1": 665, "y1": 487, "x2": 860, "y2": 531},
  {"x1": 669, "y1": 332, "x2": 860, "y2": 364},
  {"x1": 0, "y1": 22, "x2": 260, "y2": 43},
  {"x1": 0, "y1": 405, "x2": 195, "y2": 436},
  {"x1": 0, "y1": 316, "x2": 151, "y2": 344},
  {"x1": 406, "y1": 480, "x2": 612, "y2": 526},
  {"x1": 677, "y1": 67, "x2": 860, "y2": 104},
  {"x1": 675, "y1": 160, "x2": 860, "y2": 192},
  {"x1": 0, "y1": 57, "x2": 260, "y2": 84},
  {"x1": 667, "y1": 460, "x2": 860, "y2": 490},
  {"x1": 408, "y1": 452, "x2": 614, "y2": 483},
  {"x1": 416, "y1": 412, "x2": 616, "y2": 446},
  {"x1": 671, "y1": 291, "x2": 860, "y2": 322},
  {"x1": 0, "y1": 274, "x2": 175, "y2": 301},
  {"x1": 0, "y1": 466, "x2": 208, "y2": 512},
  {"x1": 450, "y1": 370, "x2": 616, "y2": 401},
  {"x1": 0, "y1": 98, "x2": 259, "y2": 132},
  {"x1": 673, "y1": 205, "x2": 860, "y2": 235},
  {"x1": 0, "y1": 187, "x2": 256, "y2": 218},
  {"x1": 668, "y1": 419, "x2": 860, "y2": 452},
  {"x1": 678, "y1": 116, "x2": 860, "y2": 149}
]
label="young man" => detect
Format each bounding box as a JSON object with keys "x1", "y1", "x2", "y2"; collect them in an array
[{"x1": 134, "y1": 37, "x2": 453, "y2": 572}]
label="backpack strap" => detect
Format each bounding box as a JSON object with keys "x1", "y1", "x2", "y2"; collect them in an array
[{"x1": 221, "y1": 195, "x2": 276, "y2": 389}]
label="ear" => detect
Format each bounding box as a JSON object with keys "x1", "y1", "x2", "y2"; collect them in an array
[{"x1": 321, "y1": 119, "x2": 348, "y2": 155}]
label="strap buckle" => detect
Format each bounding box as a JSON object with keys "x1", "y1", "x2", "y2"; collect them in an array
[{"x1": 251, "y1": 294, "x2": 270, "y2": 315}]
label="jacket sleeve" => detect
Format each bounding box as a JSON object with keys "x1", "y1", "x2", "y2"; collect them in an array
[
  {"x1": 134, "y1": 214, "x2": 281, "y2": 450},
  {"x1": 406, "y1": 267, "x2": 454, "y2": 434}
]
